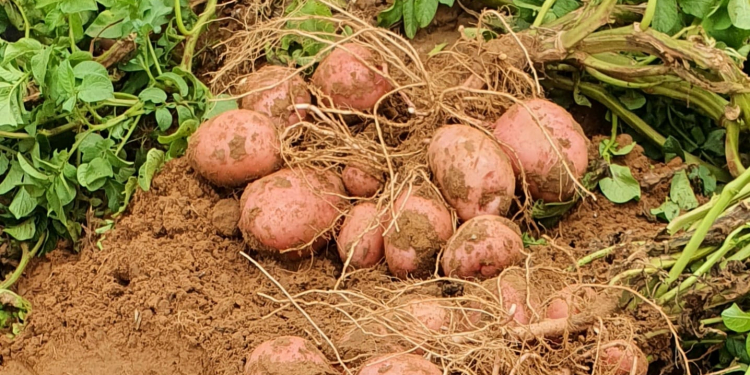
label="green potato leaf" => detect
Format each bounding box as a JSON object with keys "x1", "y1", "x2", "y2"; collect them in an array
[
  {"x1": 3, "y1": 218, "x2": 36, "y2": 240},
  {"x1": 599, "y1": 164, "x2": 641, "y2": 204},
  {"x1": 10, "y1": 187, "x2": 38, "y2": 219},
  {"x1": 651, "y1": 200, "x2": 680, "y2": 222},
  {"x1": 723, "y1": 304, "x2": 750, "y2": 333},
  {"x1": 138, "y1": 149, "x2": 165, "y2": 191},
  {"x1": 728, "y1": 0, "x2": 750, "y2": 29},
  {"x1": 670, "y1": 170, "x2": 699, "y2": 210}
]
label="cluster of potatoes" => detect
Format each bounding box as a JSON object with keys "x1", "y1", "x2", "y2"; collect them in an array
[{"x1": 186, "y1": 43, "x2": 648, "y2": 375}]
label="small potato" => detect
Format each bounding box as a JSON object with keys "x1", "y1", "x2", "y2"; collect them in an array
[
  {"x1": 337, "y1": 202, "x2": 385, "y2": 269},
  {"x1": 239, "y1": 168, "x2": 347, "y2": 259},
  {"x1": 384, "y1": 188, "x2": 453, "y2": 279},
  {"x1": 240, "y1": 65, "x2": 311, "y2": 127},
  {"x1": 492, "y1": 98, "x2": 589, "y2": 202},
  {"x1": 312, "y1": 43, "x2": 393, "y2": 111},
  {"x1": 244, "y1": 336, "x2": 336, "y2": 375},
  {"x1": 598, "y1": 340, "x2": 649, "y2": 375},
  {"x1": 187, "y1": 109, "x2": 281, "y2": 187},
  {"x1": 357, "y1": 353, "x2": 442, "y2": 375},
  {"x1": 428, "y1": 125, "x2": 516, "y2": 220},
  {"x1": 441, "y1": 215, "x2": 523, "y2": 280},
  {"x1": 336, "y1": 322, "x2": 403, "y2": 362},
  {"x1": 463, "y1": 272, "x2": 540, "y2": 327},
  {"x1": 545, "y1": 285, "x2": 596, "y2": 320},
  {"x1": 342, "y1": 164, "x2": 382, "y2": 198}
]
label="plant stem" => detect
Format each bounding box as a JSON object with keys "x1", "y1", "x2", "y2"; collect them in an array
[
  {"x1": 649, "y1": 245, "x2": 717, "y2": 269},
  {"x1": 725, "y1": 120, "x2": 745, "y2": 178},
  {"x1": 148, "y1": 41, "x2": 163, "y2": 76},
  {"x1": 10, "y1": 0, "x2": 30, "y2": 39},
  {"x1": 701, "y1": 317, "x2": 723, "y2": 326},
  {"x1": 533, "y1": 0, "x2": 558, "y2": 28},
  {"x1": 640, "y1": 0, "x2": 657, "y2": 30},
  {"x1": 569, "y1": 242, "x2": 645, "y2": 270},
  {"x1": 658, "y1": 229, "x2": 750, "y2": 304},
  {"x1": 609, "y1": 267, "x2": 660, "y2": 285},
  {"x1": 0, "y1": 234, "x2": 46, "y2": 290},
  {"x1": 559, "y1": 0, "x2": 618, "y2": 49},
  {"x1": 179, "y1": 0, "x2": 217, "y2": 71},
  {"x1": 116, "y1": 114, "x2": 142, "y2": 154}
]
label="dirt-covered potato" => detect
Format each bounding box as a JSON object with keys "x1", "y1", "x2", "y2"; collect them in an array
[
  {"x1": 428, "y1": 125, "x2": 516, "y2": 220},
  {"x1": 244, "y1": 336, "x2": 336, "y2": 375},
  {"x1": 239, "y1": 65, "x2": 311, "y2": 127},
  {"x1": 342, "y1": 164, "x2": 382, "y2": 198},
  {"x1": 598, "y1": 340, "x2": 649, "y2": 375},
  {"x1": 187, "y1": 109, "x2": 281, "y2": 187},
  {"x1": 492, "y1": 98, "x2": 589, "y2": 202},
  {"x1": 335, "y1": 322, "x2": 403, "y2": 362},
  {"x1": 441, "y1": 215, "x2": 523, "y2": 280},
  {"x1": 545, "y1": 285, "x2": 596, "y2": 320},
  {"x1": 384, "y1": 188, "x2": 453, "y2": 279},
  {"x1": 357, "y1": 353, "x2": 442, "y2": 375},
  {"x1": 239, "y1": 168, "x2": 347, "y2": 259},
  {"x1": 463, "y1": 271, "x2": 541, "y2": 328},
  {"x1": 402, "y1": 296, "x2": 452, "y2": 332},
  {"x1": 311, "y1": 43, "x2": 393, "y2": 111},
  {"x1": 337, "y1": 202, "x2": 385, "y2": 269}
]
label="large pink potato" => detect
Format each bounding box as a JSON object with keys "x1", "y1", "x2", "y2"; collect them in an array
[
  {"x1": 441, "y1": 215, "x2": 523, "y2": 280},
  {"x1": 239, "y1": 168, "x2": 347, "y2": 259},
  {"x1": 244, "y1": 336, "x2": 336, "y2": 375},
  {"x1": 492, "y1": 98, "x2": 589, "y2": 202},
  {"x1": 342, "y1": 164, "x2": 382, "y2": 198},
  {"x1": 312, "y1": 43, "x2": 393, "y2": 111},
  {"x1": 384, "y1": 189, "x2": 454, "y2": 279},
  {"x1": 187, "y1": 109, "x2": 281, "y2": 187},
  {"x1": 337, "y1": 202, "x2": 385, "y2": 269},
  {"x1": 240, "y1": 65, "x2": 311, "y2": 127},
  {"x1": 357, "y1": 353, "x2": 442, "y2": 375},
  {"x1": 428, "y1": 125, "x2": 516, "y2": 220}
]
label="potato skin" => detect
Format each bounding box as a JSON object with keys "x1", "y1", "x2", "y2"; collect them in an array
[
  {"x1": 463, "y1": 272, "x2": 540, "y2": 327},
  {"x1": 244, "y1": 336, "x2": 336, "y2": 375},
  {"x1": 337, "y1": 202, "x2": 385, "y2": 269},
  {"x1": 545, "y1": 285, "x2": 596, "y2": 320},
  {"x1": 342, "y1": 164, "x2": 382, "y2": 198},
  {"x1": 428, "y1": 125, "x2": 516, "y2": 220},
  {"x1": 599, "y1": 340, "x2": 649, "y2": 375},
  {"x1": 240, "y1": 65, "x2": 311, "y2": 127},
  {"x1": 311, "y1": 43, "x2": 393, "y2": 111},
  {"x1": 187, "y1": 109, "x2": 281, "y2": 187},
  {"x1": 492, "y1": 98, "x2": 589, "y2": 202},
  {"x1": 357, "y1": 354, "x2": 442, "y2": 375},
  {"x1": 239, "y1": 168, "x2": 347, "y2": 259},
  {"x1": 441, "y1": 215, "x2": 523, "y2": 280},
  {"x1": 384, "y1": 189, "x2": 453, "y2": 279},
  {"x1": 403, "y1": 297, "x2": 451, "y2": 332}
]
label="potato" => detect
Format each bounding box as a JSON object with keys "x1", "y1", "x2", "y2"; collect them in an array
[
  {"x1": 337, "y1": 202, "x2": 385, "y2": 269},
  {"x1": 428, "y1": 125, "x2": 516, "y2": 220},
  {"x1": 244, "y1": 336, "x2": 336, "y2": 375},
  {"x1": 384, "y1": 188, "x2": 453, "y2": 279},
  {"x1": 187, "y1": 109, "x2": 281, "y2": 187},
  {"x1": 545, "y1": 285, "x2": 596, "y2": 320},
  {"x1": 492, "y1": 98, "x2": 589, "y2": 202},
  {"x1": 312, "y1": 43, "x2": 393, "y2": 111},
  {"x1": 357, "y1": 353, "x2": 442, "y2": 375},
  {"x1": 402, "y1": 296, "x2": 452, "y2": 332},
  {"x1": 336, "y1": 322, "x2": 403, "y2": 362},
  {"x1": 464, "y1": 272, "x2": 540, "y2": 327},
  {"x1": 239, "y1": 65, "x2": 311, "y2": 127},
  {"x1": 598, "y1": 340, "x2": 649, "y2": 375},
  {"x1": 239, "y1": 168, "x2": 347, "y2": 259},
  {"x1": 441, "y1": 215, "x2": 523, "y2": 280},
  {"x1": 342, "y1": 164, "x2": 382, "y2": 198}
]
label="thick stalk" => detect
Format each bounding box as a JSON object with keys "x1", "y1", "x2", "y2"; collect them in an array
[
  {"x1": 725, "y1": 120, "x2": 745, "y2": 177},
  {"x1": 179, "y1": 0, "x2": 217, "y2": 71},
  {"x1": 0, "y1": 234, "x2": 46, "y2": 290},
  {"x1": 660, "y1": 170, "x2": 750, "y2": 296},
  {"x1": 559, "y1": 0, "x2": 618, "y2": 49},
  {"x1": 649, "y1": 245, "x2": 717, "y2": 269},
  {"x1": 532, "y1": 0, "x2": 558, "y2": 28},
  {"x1": 640, "y1": 0, "x2": 657, "y2": 30},
  {"x1": 668, "y1": 194, "x2": 750, "y2": 234},
  {"x1": 569, "y1": 242, "x2": 646, "y2": 270}
]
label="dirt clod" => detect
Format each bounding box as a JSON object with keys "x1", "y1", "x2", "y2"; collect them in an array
[{"x1": 212, "y1": 198, "x2": 242, "y2": 236}]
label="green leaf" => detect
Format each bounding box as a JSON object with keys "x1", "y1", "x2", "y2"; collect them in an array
[
  {"x1": 521, "y1": 232, "x2": 547, "y2": 247},
  {"x1": 139, "y1": 87, "x2": 168, "y2": 104},
  {"x1": 58, "y1": 60, "x2": 76, "y2": 97},
  {"x1": 612, "y1": 143, "x2": 636, "y2": 156},
  {"x1": 618, "y1": 91, "x2": 646, "y2": 110},
  {"x1": 103, "y1": 179, "x2": 124, "y2": 211},
  {"x1": 679, "y1": 0, "x2": 715, "y2": 18},
  {"x1": 60, "y1": 0, "x2": 98, "y2": 13},
  {"x1": 377, "y1": 0, "x2": 404, "y2": 27},
  {"x1": 46, "y1": 184, "x2": 65, "y2": 220},
  {"x1": 663, "y1": 136, "x2": 686, "y2": 162},
  {"x1": 689, "y1": 165, "x2": 717, "y2": 194},
  {"x1": 703, "y1": 129, "x2": 726, "y2": 156},
  {"x1": 138, "y1": 149, "x2": 165, "y2": 191},
  {"x1": 85, "y1": 10, "x2": 126, "y2": 39},
  {"x1": 3, "y1": 38, "x2": 43, "y2": 63},
  {"x1": 78, "y1": 133, "x2": 106, "y2": 162},
  {"x1": 599, "y1": 164, "x2": 641, "y2": 204},
  {"x1": 157, "y1": 72, "x2": 189, "y2": 96},
  {"x1": 653, "y1": 0, "x2": 683, "y2": 34},
  {"x1": 727, "y1": 336, "x2": 750, "y2": 363},
  {"x1": 551, "y1": 0, "x2": 580, "y2": 17},
  {"x1": 54, "y1": 175, "x2": 76, "y2": 205},
  {"x1": 10, "y1": 187, "x2": 37, "y2": 219},
  {"x1": 17, "y1": 153, "x2": 49, "y2": 181},
  {"x1": 114, "y1": 176, "x2": 137, "y2": 216},
  {"x1": 723, "y1": 304, "x2": 750, "y2": 333},
  {"x1": 3, "y1": 218, "x2": 35, "y2": 240},
  {"x1": 31, "y1": 48, "x2": 52, "y2": 92},
  {"x1": 428, "y1": 43, "x2": 447, "y2": 57},
  {"x1": 158, "y1": 119, "x2": 197, "y2": 144},
  {"x1": 202, "y1": 94, "x2": 238, "y2": 121},
  {"x1": 670, "y1": 170, "x2": 699, "y2": 210},
  {"x1": 69, "y1": 13, "x2": 84, "y2": 41},
  {"x1": 705, "y1": 7, "x2": 734, "y2": 31},
  {"x1": 73, "y1": 61, "x2": 109, "y2": 79},
  {"x1": 0, "y1": 153, "x2": 9, "y2": 175},
  {"x1": 0, "y1": 162, "x2": 23, "y2": 194},
  {"x1": 651, "y1": 200, "x2": 680, "y2": 222},
  {"x1": 78, "y1": 74, "x2": 114, "y2": 102},
  {"x1": 77, "y1": 157, "x2": 113, "y2": 191},
  {"x1": 415, "y1": 0, "x2": 439, "y2": 28},
  {"x1": 439, "y1": 0, "x2": 454, "y2": 4},
  {"x1": 403, "y1": 0, "x2": 418, "y2": 38},
  {"x1": 728, "y1": 0, "x2": 750, "y2": 29},
  {"x1": 155, "y1": 107, "x2": 173, "y2": 130}
]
